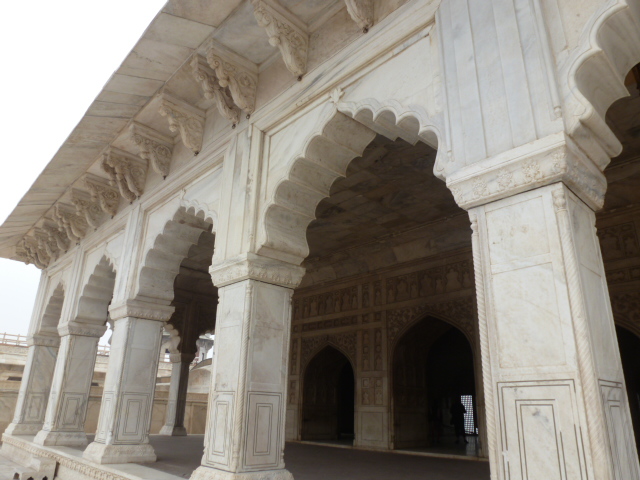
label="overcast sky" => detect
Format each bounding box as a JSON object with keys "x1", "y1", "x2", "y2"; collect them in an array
[{"x1": 0, "y1": 0, "x2": 166, "y2": 338}]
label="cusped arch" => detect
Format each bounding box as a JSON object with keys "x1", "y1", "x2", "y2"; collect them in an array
[
  {"x1": 566, "y1": 1, "x2": 640, "y2": 165},
  {"x1": 74, "y1": 256, "x2": 116, "y2": 325},
  {"x1": 301, "y1": 335, "x2": 357, "y2": 376},
  {"x1": 180, "y1": 199, "x2": 218, "y2": 227},
  {"x1": 258, "y1": 99, "x2": 446, "y2": 266},
  {"x1": 36, "y1": 281, "x2": 66, "y2": 336},
  {"x1": 136, "y1": 206, "x2": 214, "y2": 304}
]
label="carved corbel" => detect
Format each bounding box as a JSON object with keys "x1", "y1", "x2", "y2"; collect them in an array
[
  {"x1": 205, "y1": 43, "x2": 258, "y2": 115},
  {"x1": 129, "y1": 123, "x2": 174, "y2": 178},
  {"x1": 42, "y1": 220, "x2": 70, "y2": 253},
  {"x1": 102, "y1": 147, "x2": 147, "y2": 203},
  {"x1": 34, "y1": 228, "x2": 59, "y2": 261},
  {"x1": 345, "y1": 0, "x2": 374, "y2": 32},
  {"x1": 20, "y1": 237, "x2": 50, "y2": 269},
  {"x1": 252, "y1": 0, "x2": 308, "y2": 78},
  {"x1": 54, "y1": 204, "x2": 88, "y2": 243},
  {"x1": 190, "y1": 55, "x2": 240, "y2": 125},
  {"x1": 159, "y1": 94, "x2": 205, "y2": 155},
  {"x1": 84, "y1": 174, "x2": 120, "y2": 217},
  {"x1": 71, "y1": 189, "x2": 106, "y2": 229}
]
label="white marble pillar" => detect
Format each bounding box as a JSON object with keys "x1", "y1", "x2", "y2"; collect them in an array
[
  {"x1": 191, "y1": 257, "x2": 303, "y2": 480},
  {"x1": 160, "y1": 353, "x2": 193, "y2": 436},
  {"x1": 83, "y1": 301, "x2": 173, "y2": 464},
  {"x1": 33, "y1": 323, "x2": 105, "y2": 447},
  {"x1": 5, "y1": 334, "x2": 60, "y2": 436},
  {"x1": 470, "y1": 182, "x2": 640, "y2": 480}
]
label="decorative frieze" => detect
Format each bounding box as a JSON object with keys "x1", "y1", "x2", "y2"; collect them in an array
[
  {"x1": 206, "y1": 42, "x2": 258, "y2": 115},
  {"x1": 301, "y1": 315, "x2": 358, "y2": 332},
  {"x1": 159, "y1": 94, "x2": 204, "y2": 155},
  {"x1": 345, "y1": 0, "x2": 374, "y2": 32},
  {"x1": 71, "y1": 189, "x2": 105, "y2": 229},
  {"x1": 598, "y1": 222, "x2": 640, "y2": 262},
  {"x1": 190, "y1": 55, "x2": 240, "y2": 125},
  {"x1": 297, "y1": 286, "x2": 358, "y2": 319},
  {"x1": 129, "y1": 122, "x2": 173, "y2": 178},
  {"x1": 252, "y1": 0, "x2": 308, "y2": 78},
  {"x1": 84, "y1": 174, "x2": 120, "y2": 218},
  {"x1": 102, "y1": 147, "x2": 147, "y2": 203}
]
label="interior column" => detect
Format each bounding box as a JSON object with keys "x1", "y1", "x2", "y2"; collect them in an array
[
  {"x1": 160, "y1": 353, "x2": 193, "y2": 436},
  {"x1": 83, "y1": 301, "x2": 173, "y2": 464},
  {"x1": 191, "y1": 256, "x2": 303, "y2": 480}
]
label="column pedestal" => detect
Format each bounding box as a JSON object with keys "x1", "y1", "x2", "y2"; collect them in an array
[
  {"x1": 5, "y1": 334, "x2": 59, "y2": 436},
  {"x1": 160, "y1": 354, "x2": 192, "y2": 436},
  {"x1": 33, "y1": 324, "x2": 104, "y2": 447},
  {"x1": 190, "y1": 260, "x2": 303, "y2": 480},
  {"x1": 84, "y1": 301, "x2": 173, "y2": 465}
]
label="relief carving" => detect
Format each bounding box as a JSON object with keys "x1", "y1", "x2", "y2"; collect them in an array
[
  {"x1": 129, "y1": 123, "x2": 173, "y2": 178},
  {"x1": 84, "y1": 175, "x2": 120, "y2": 217},
  {"x1": 205, "y1": 43, "x2": 257, "y2": 115},
  {"x1": 191, "y1": 55, "x2": 240, "y2": 125},
  {"x1": 159, "y1": 95, "x2": 204, "y2": 155},
  {"x1": 102, "y1": 148, "x2": 147, "y2": 203},
  {"x1": 598, "y1": 222, "x2": 640, "y2": 261},
  {"x1": 344, "y1": 0, "x2": 374, "y2": 32}
]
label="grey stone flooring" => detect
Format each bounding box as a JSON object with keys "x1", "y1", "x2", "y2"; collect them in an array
[{"x1": 146, "y1": 435, "x2": 491, "y2": 480}]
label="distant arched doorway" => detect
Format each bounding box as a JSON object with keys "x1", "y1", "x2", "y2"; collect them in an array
[
  {"x1": 617, "y1": 325, "x2": 640, "y2": 455},
  {"x1": 392, "y1": 316, "x2": 476, "y2": 450},
  {"x1": 302, "y1": 346, "x2": 355, "y2": 443}
]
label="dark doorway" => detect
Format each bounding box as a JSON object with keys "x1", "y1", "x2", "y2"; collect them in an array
[
  {"x1": 393, "y1": 316, "x2": 476, "y2": 451},
  {"x1": 302, "y1": 346, "x2": 355, "y2": 443},
  {"x1": 617, "y1": 325, "x2": 640, "y2": 456}
]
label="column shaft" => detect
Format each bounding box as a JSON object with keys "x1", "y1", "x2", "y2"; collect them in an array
[{"x1": 160, "y1": 357, "x2": 192, "y2": 436}]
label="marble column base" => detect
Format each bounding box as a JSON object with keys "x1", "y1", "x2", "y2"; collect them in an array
[
  {"x1": 190, "y1": 466, "x2": 293, "y2": 480},
  {"x1": 33, "y1": 429, "x2": 87, "y2": 447},
  {"x1": 4, "y1": 422, "x2": 42, "y2": 436},
  {"x1": 83, "y1": 441, "x2": 157, "y2": 464},
  {"x1": 159, "y1": 424, "x2": 187, "y2": 436}
]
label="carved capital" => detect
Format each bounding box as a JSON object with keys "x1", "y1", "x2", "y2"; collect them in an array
[
  {"x1": 102, "y1": 147, "x2": 147, "y2": 203},
  {"x1": 28, "y1": 333, "x2": 61, "y2": 348},
  {"x1": 54, "y1": 204, "x2": 88, "y2": 243},
  {"x1": 129, "y1": 122, "x2": 173, "y2": 178},
  {"x1": 109, "y1": 300, "x2": 175, "y2": 322},
  {"x1": 84, "y1": 174, "x2": 120, "y2": 217},
  {"x1": 190, "y1": 55, "x2": 240, "y2": 124},
  {"x1": 58, "y1": 322, "x2": 107, "y2": 338},
  {"x1": 159, "y1": 94, "x2": 204, "y2": 155},
  {"x1": 71, "y1": 189, "x2": 105, "y2": 229},
  {"x1": 446, "y1": 133, "x2": 607, "y2": 211},
  {"x1": 205, "y1": 43, "x2": 258, "y2": 115},
  {"x1": 345, "y1": 0, "x2": 374, "y2": 32},
  {"x1": 252, "y1": 0, "x2": 308, "y2": 78},
  {"x1": 210, "y1": 253, "x2": 305, "y2": 289}
]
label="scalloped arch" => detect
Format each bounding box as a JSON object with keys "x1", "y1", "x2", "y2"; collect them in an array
[
  {"x1": 74, "y1": 256, "x2": 116, "y2": 325},
  {"x1": 37, "y1": 281, "x2": 66, "y2": 335},
  {"x1": 258, "y1": 99, "x2": 446, "y2": 266},
  {"x1": 180, "y1": 199, "x2": 218, "y2": 227}
]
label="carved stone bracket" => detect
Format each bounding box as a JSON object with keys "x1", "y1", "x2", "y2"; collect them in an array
[
  {"x1": 71, "y1": 189, "x2": 105, "y2": 230},
  {"x1": 252, "y1": 0, "x2": 308, "y2": 78},
  {"x1": 190, "y1": 55, "x2": 240, "y2": 125},
  {"x1": 102, "y1": 147, "x2": 147, "y2": 203},
  {"x1": 345, "y1": 0, "x2": 374, "y2": 32},
  {"x1": 34, "y1": 228, "x2": 59, "y2": 262},
  {"x1": 42, "y1": 220, "x2": 70, "y2": 253},
  {"x1": 129, "y1": 122, "x2": 174, "y2": 178},
  {"x1": 54, "y1": 204, "x2": 88, "y2": 243},
  {"x1": 205, "y1": 42, "x2": 258, "y2": 115},
  {"x1": 210, "y1": 253, "x2": 305, "y2": 289},
  {"x1": 84, "y1": 174, "x2": 120, "y2": 217},
  {"x1": 159, "y1": 94, "x2": 204, "y2": 155},
  {"x1": 19, "y1": 236, "x2": 50, "y2": 269}
]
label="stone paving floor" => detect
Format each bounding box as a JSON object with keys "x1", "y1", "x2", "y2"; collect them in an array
[{"x1": 147, "y1": 435, "x2": 491, "y2": 480}]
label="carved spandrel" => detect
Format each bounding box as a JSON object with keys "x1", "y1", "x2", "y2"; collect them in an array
[
  {"x1": 129, "y1": 123, "x2": 173, "y2": 179},
  {"x1": 205, "y1": 44, "x2": 257, "y2": 115},
  {"x1": 190, "y1": 55, "x2": 240, "y2": 125},
  {"x1": 159, "y1": 95, "x2": 204, "y2": 155},
  {"x1": 252, "y1": 0, "x2": 308, "y2": 78}
]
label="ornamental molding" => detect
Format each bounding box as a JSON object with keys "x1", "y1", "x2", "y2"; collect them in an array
[
  {"x1": 71, "y1": 189, "x2": 105, "y2": 229},
  {"x1": 109, "y1": 300, "x2": 175, "y2": 322},
  {"x1": 190, "y1": 54, "x2": 240, "y2": 125},
  {"x1": 58, "y1": 322, "x2": 107, "y2": 338},
  {"x1": 84, "y1": 174, "x2": 120, "y2": 217},
  {"x1": 129, "y1": 122, "x2": 174, "y2": 178},
  {"x1": 210, "y1": 253, "x2": 305, "y2": 289},
  {"x1": 159, "y1": 93, "x2": 205, "y2": 155},
  {"x1": 252, "y1": 0, "x2": 308, "y2": 78},
  {"x1": 345, "y1": 0, "x2": 374, "y2": 32},
  {"x1": 446, "y1": 133, "x2": 606, "y2": 211},
  {"x1": 102, "y1": 147, "x2": 147, "y2": 203},
  {"x1": 54, "y1": 204, "x2": 88, "y2": 243},
  {"x1": 206, "y1": 41, "x2": 258, "y2": 115}
]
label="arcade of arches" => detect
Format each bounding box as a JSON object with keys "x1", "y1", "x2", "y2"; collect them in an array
[{"x1": 2, "y1": 1, "x2": 640, "y2": 479}]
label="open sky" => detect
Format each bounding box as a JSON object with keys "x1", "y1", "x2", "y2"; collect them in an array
[{"x1": 0, "y1": 0, "x2": 166, "y2": 337}]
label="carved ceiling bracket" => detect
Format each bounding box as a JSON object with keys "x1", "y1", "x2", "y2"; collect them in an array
[
  {"x1": 42, "y1": 220, "x2": 70, "y2": 253},
  {"x1": 102, "y1": 148, "x2": 147, "y2": 204},
  {"x1": 159, "y1": 94, "x2": 205, "y2": 155},
  {"x1": 84, "y1": 174, "x2": 120, "y2": 218},
  {"x1": 54, "y1": 204, "x2": 88, "y2": 244},
  {"x1": 18, "y1": 237, "x2": 49, "y2": 269},
  {"x1": 34, "y1": 228, "x2": 58, "y2": 263},
  {"x1": 71, "y1": 189, "x2": 106, "y2": 230},
  {"x1": 252, "y1": 0, "x2": 308, "y2": 79},
  {"x1": 129, "y1": 122, "x2": 174, "y2": 179},
  {"x1": 206, "y1": 42, "x2": 258, "y2": 116},
  {"x1": 345, "y1": 0, "x2": 374, "y2": 32},
  {"x1": 190, "y1": 55, "x2": 240, "y2": 125}
]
